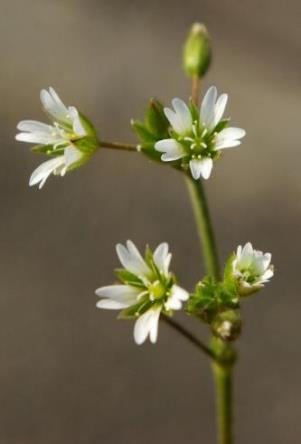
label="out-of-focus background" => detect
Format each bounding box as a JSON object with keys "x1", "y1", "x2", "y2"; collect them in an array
[{"x1": 1, "y1": 0, "x2": 300, "y2": 442}]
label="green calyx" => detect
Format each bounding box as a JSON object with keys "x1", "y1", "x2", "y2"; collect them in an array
[
  {"x1": 186, "y1": 275, "x2": 239, "y2": 324},
  {"x1": 131, "y1": 98, "x2": 171, "y2": 162},
  {"x1": 183, "y1": 23, "x2": 212, "y2": 78},
  {"x1": 187, "y1": 254, "x2": 242, "y2": 341}
]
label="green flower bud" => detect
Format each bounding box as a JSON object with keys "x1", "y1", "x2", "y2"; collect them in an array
[
  {"x1": 183, "y1": 23, "x2": 212, "y2": 78},
  {"x1": 211, "y1": 310, "x2": 241, "y2": 342}
]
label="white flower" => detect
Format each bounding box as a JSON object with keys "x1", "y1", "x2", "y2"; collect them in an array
[
  {"x1": 95, "y1": 241, "x2": 189, "y2": 345},
  {"x1": 16, "y1": 87, "x2": 96, "y2": 188},
  {"x1": 232, "y1": 242, "x2": 274, "y2": 296},
  {"x1": 155, "y1": 86, "x2": 246, "y2": 180},
  {"x1": 29, "y1": 145, "x2": 83, "y2": 189}
]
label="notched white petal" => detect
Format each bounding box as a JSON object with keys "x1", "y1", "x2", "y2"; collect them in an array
[{"x1": 189, "y1": 158, "x2": 213, "y2": 180}]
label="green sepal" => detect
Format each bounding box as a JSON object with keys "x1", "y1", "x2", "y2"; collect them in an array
[
  {"x1": 214, "y1": 119, "x2": 229, "y2": 134},
  {"x1": 186, "y1": 274, "x2": 239, "y2": 323},
  {"x1": 114, "y1": 268, "x2": 145, "y2": 288},
  {"x1": 189, "y1": 101, "x2": 200, "y2": 123},
  {"x1": 73, "y1": 135, "x2": 98, "y2": 154},
  {"x1": 66, "y1": 153, "x2": 92, "y2": 172},
  {"x1": 31, "y1": 144, "x2": 64, "y2": 156},
  {"x1": 118, "y1": 299, "x2": 152, "y2": 320},
  {"x1": 131, "y1": 98, "x2": 170, "y2": 163},
  {"x1": 145, "y1": 98, "x2": 170, "y2": 137},
  {"x1": 186, "y1": 277, "x2": 219, "y2": 322},
  {"x1": 131, "y1": 120, "x2": 157, "y2": 144},
  {"x1": 79, "y1": 113, "x2": 99, "y2": 140}
]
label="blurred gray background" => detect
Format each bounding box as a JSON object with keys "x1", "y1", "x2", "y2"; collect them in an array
[{"x1": 0, "y1": 0, "x2": 300, "y2": 442}]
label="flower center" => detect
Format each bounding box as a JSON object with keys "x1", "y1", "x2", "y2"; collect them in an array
[{"x1": 148, "y1": 280, "x2": 166, "y2": 300}]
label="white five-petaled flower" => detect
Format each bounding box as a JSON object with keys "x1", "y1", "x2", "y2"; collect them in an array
[
  {"x1": 95, "y1": 240, "x2": 189, "y2": 345},
  {"x1": 232, "y1": 242, "x2": 274, "y2": 296},
  {"x1": 155, "y1": 86, "x2": 246, "y2": 180},
  {"x1": 16, "y1": 87, "x2": 93, "y2": 189}
]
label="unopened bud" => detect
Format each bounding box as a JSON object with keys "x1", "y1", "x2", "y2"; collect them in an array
[{"x1": 183, "y1": 23, "x2": 212, "y2": 78}]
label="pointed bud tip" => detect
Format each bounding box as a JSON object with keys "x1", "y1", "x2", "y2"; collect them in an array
[{"x1": 191, "y1": 23, "x2": 208, "y2": 36}]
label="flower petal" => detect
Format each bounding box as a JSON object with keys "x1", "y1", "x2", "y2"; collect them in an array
[
  {"x1": 153, "y1": 243, "x2": 171, "y2": 274},
  {"x1": 213, "y1": 93, "x2": 228, "y2": 127},
  {"x1": 217, "y1": 127, "x2": 246, "y2": 140},
  {"x1": 171, "y1": 98, "x2": 193, "y2": 134},
  {"x1": 40, "y1": 87, "x2": 69, "y2": 123},
  {"x1": 29, "y1": 156, "x2": 65, "y2": 189},
  {"x1": 214, "y1": 139, "x2": 241, "y2": 150},
  {"x1": 165, "y1": 285, "x2": 189, "y2": 310},
  {"x1": 200, "y1": 86, "x2": 217, "y2": 128},
  {"x1": 15, "y1": 131, "x2": 59, "y2": 145},
  {"x1": 155, "y1": 139, "x2": 185, "y2": 161},
  {"x1": 96, "y1": 299, "x2": 130, "y2": 309},
  {"x1": 261, "y1": 268, "x2": 274, "y2": 282},
  {"x1": 64, "y1": 145, "x2": 82, "y2": 168},
  {"x1": 133, "y1": 308, "x2": 161, "y2": 345},
  {"x1": 95, "y1": 285, "x2": 140, "y2": 305},
  {"x1": 116, "y1": 241, "x2": 150, "y2": 276},
  {"x1": 68, "y1": 106, "x2": 86, "y2": 136},
  {"x1": 164, "y1": 98, "x2": 192, "y2": 135},
  {"x1": 189, "y1": 158, "x2": 213, "y2": 180},
  {"x1": 17, "y1": 120, "x2": 54, "y2": 133}
]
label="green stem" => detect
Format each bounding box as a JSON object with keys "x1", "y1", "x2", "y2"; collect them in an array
[
  {"x1": 99, "y1": 140, "x2": 137, "y2": 151},
  {"x1": 162, "y1": 315, "x2": 218, "y2": 362},
  {"x1": 185, "y1": 175, "x2": 234, "y2": 443},
  {"x1": 213, "y1": 363, "x2": 233, "y2": 444},
  {"x1": 185, "y1": 175, "x2": 220, "y2": 281}
]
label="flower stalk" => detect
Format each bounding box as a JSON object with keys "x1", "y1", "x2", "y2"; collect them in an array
[
  {"x1": 99, "y1": 141, "x2": 138, "y2": 152},
  {"x1": 185, "y1": 175, "x2": 220, "y2": 281}
]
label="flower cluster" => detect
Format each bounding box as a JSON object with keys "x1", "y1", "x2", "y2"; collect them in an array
[
  {"x1": 16, "y1": 88, "x2": 98, "y2": 189},
  {"x1": 155, "y1": 86, "x2": 246, "y2": 180},
  {"x1": 95, "y1": 241, "x2": 189, "y2": 344},
  {"x1": 187, "y1": 242, "x2": 273, "y2": 341}
]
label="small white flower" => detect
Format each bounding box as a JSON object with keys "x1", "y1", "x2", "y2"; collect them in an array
[
  {"x1": 29, "y1": 145, "x2": 83, "y2": 189},
  {"x1": 232, "y1": 242, "x2": 274, "y2": 296},
  {"x1": 16, "y1": 87, "x2": 96, "y2": 188},
  {"x1": 95, "y1": 241, "x2": 189, "y2": 345},
  {"x1": 155, "y1": 86, "x2": 246, "y2": 180}
]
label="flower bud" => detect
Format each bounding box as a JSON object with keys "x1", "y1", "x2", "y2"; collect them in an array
[
  {"x1": 183, "y1": 23, "x2": 212, "y2": 78},
  {"x1": 212, "y1": 310, "x2": 241, "y2": 342}
]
